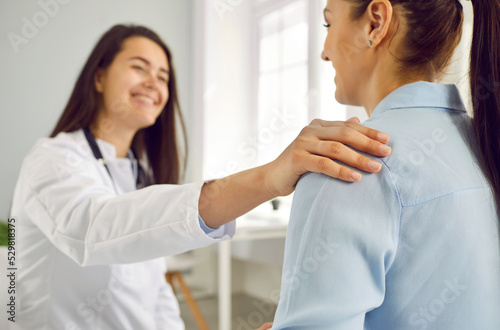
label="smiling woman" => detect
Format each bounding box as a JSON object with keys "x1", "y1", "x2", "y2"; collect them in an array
[
  {"x1": 271, "y1": 0, "x2": 500, "y2": 329},
  {"x1": 92, "y1": 37, "x2": 171, "y2": 157},
  {"x1": 50, "y1": 25, "x2": 186, "y2": 186}
]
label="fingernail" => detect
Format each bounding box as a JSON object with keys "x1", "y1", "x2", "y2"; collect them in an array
[
  {"x1": 379, "y1": 144, "x2": 391, "y2": 154},
  {"x1": 377, "y1": 132, "x2": 390, "y2": 142},
  {"x1": 369, "y1": 160, "x2": 382, "y2": 171},
  {"x1": 351, "y1": 172, "x2": 362, "y2": 181}
]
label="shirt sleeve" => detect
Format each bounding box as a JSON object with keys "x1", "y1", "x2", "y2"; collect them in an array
[
  {"x1": 271, "y1": 165, "x2": 401, "y2": 329},
  {"x1": 16, "y1": 138, "x2": 235, "y2": 267},
  {"x1": 198, "y1": 214, "x2": 234, "y2": 238}
]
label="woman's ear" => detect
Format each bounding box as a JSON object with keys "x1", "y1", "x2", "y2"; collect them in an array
[
  {"x1": 94, "y1": 68, "x2": 105, "y2": 93},
  {"x1": 365, "y1": 0, "x2": 393, "y2": 47}
]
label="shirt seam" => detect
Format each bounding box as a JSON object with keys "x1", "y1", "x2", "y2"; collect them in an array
[
  {"x1": 369, "y1": 106, "x2": 466, "y2": 122},
  {"x1": 378, "y1": 159, "x2": 403, "y2": 276},
  {"x1": 401, "y1": 187, "x2": 489, "y2": 207}
]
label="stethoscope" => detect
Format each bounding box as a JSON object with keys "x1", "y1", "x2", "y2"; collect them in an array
[{"x1": 83, "y1": 127, "x2": 149, "y2": 190}]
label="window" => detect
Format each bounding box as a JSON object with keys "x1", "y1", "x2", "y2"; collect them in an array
[
  {"x1": 197, "y1": 0, "x2": 350, "y2": 182},
  {"x1": 254, "y1": 0, "x2": 347, "y2": 165},
  {"x1": 256, "y1": 0, "x2": 309, "y2": 165}
]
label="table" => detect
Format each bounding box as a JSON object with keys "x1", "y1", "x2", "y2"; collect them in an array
[{"x1": 218, "y1": 214, "x2": 288, "y2": 330}]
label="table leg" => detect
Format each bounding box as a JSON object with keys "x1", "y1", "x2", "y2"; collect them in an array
[{"x1": 218, "y1": 240, "x2": 231, "y2": 330}]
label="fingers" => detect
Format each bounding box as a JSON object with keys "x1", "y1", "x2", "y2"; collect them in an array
[
  {"x1": 325, "y1": 121, "x2": 390, "y2": 144},
  {"x1": 313, "y1": 140, "x2": 384, "y2": 173},
  {"x1": 309, "y1": 125, "x2": 391, "y2": 158},
  {"x1": 347, "y1": 116, "x2": 360, "y2": 123},
  {"x1": 290, "y1": 119, "x2": 392, "y2": 183},
  {"x1": 306, "y1": 119, "x2": 390, "y2": 145},
  {"x1": 256, "y1": 322, "x2": 273, "y2": 330},
  {"x1": 304, "y1": 154, "x2": 365, "y2": 182}
]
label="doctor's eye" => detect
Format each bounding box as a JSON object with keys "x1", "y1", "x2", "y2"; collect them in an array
[
  {"x1": 132, "y1": 65, "x2": 144, "y2": 71},
  {"x1": 323, "y1": 23, "x2": 331, "y2": 29}
]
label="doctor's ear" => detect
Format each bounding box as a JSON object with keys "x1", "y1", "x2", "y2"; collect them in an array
[
  {"x1": 94, "y1": 68, "x2": 105, "y2": 93},
  {"x1": 364, "y1": 0, "x2": 394, "y2": 48}
]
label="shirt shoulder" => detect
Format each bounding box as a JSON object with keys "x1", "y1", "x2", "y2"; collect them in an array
[
  {"x1": 361, "y1": 108, "x2": 487, "y2": 206},
  {"x1": 293, "y1": 163, "x2": 402, "y2": 248}
]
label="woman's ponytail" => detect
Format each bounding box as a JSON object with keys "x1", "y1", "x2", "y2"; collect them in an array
[{"x1": 469, "y1": 0, "x2": 500, "y2": 211}]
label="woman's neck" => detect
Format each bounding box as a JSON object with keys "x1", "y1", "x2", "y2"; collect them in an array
[
  {"x1": 363, "y1": 64, "x2": 437, "y2": 116},
  {"x1": 89, "y1": 115, "x2": 136, "y2": 158}
]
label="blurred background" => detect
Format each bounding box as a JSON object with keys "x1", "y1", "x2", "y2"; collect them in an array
[{"x1": 0, "y1": 0, "x2": 473, "y2": 328}]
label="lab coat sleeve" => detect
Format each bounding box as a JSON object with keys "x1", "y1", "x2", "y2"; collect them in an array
[
  {"x1": 18, "y1": 138, "x2": 235, "y2": 267},
  {"x1": 271, "y1": 164, "x2": 401, "y2": 329}
]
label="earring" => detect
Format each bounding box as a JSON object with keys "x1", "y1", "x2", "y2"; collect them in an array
[{"x1": 367, "y1": 40, "x2": 373, "y2": 47}]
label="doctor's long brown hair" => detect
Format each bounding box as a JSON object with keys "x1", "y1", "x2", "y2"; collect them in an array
[
  {"x1": 50, "y1": 24, "x2": 187, "y2": 185},
  {"x1": 347, "y1": 0, "x2": 500, "y2": 213}
]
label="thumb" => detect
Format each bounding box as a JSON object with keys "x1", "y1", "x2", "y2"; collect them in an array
[{"x1": 347, "y1": 117, "x2": 360, "y2": 124}]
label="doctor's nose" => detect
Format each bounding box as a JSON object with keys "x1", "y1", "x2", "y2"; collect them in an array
[{"x1": 143, "y1": 73, "x2": 159, "y2": 90}]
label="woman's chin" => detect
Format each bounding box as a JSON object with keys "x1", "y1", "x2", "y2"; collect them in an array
[
  {"x1": 132, "y1": 109, "x2": 161, "y2": 128},
  {"x1": 141, "y1": 120, "x2": 157, "y2": 129},
  {"x1": 335, "y1": 89, "x2": 359, "y2": 107},
  {"x1": 334, "y1": 90, "x2": 347, "y2": 105},
  {"x1": 129, "y1": 117, "x2": 157, "y2": 131}
]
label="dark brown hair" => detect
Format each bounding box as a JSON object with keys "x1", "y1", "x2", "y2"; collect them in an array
[
  {"x1": 347, "y1": 0, "x2": 464, "y2": 77},
  {"x1": 346, "y1": 0, "x2": 500, "y2": 212},
  {"x1": 469, "y1": 0, "x2": 500, "y2": 211},
  {"x1": 50, "y1": 24, "x2": 187, "y2": 185}
]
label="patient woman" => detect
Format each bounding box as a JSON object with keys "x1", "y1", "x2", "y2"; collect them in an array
[{"x1": 271, "y1": 0, "x2": 500, "y2": 329}]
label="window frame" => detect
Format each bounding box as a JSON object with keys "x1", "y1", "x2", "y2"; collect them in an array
[{"x1": 250, "y1": 0, "x2": 327, "y2": 166}]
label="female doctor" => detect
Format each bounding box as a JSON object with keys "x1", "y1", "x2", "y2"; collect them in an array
[{"x1": 10, "y1": 25, "x2": 392, "y2": 329}]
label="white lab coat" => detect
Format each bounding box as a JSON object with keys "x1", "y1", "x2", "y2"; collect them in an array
[{"x1": 10, "y1": 129, "x2": 235, "y2": 330}]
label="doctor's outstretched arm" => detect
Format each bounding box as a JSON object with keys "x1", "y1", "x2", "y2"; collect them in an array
[{"x1": 199, "y1": 118, "x2": 391, "y2": 228}]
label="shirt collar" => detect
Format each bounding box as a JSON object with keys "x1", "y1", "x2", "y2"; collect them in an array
[
  {"x1": 94, "y1": 138, "x2": 117, "y2": 160},
  {"x1": 95, "y1": 137, "x2": 134, "y2": 161},
  {"x1": 370, "y1": 81, "x2": 467, "y2": 119}
]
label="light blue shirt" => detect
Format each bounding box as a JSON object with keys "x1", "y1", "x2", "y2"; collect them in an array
[{"x1": 272, "y1": 82, "x2": 500, "y2": 330}]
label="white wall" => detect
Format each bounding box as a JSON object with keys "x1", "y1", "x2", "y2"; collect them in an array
[
  {"x1": 201, "y1": 0, "x2": 256, "y2": 179},
  {"x1": 441, "y1": 0, "x2": 474, "y2": 113},
  {"x1": 0, "y1": 0, "x2": 194, "y2": 219}
]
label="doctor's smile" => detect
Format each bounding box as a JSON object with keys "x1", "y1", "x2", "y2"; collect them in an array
[
  {"x1": 4, "y1": 0, "x2": 499, "y2": 329},
  {"x1": 92, "y1": 36, "x2": 170, "y2": 135}
]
